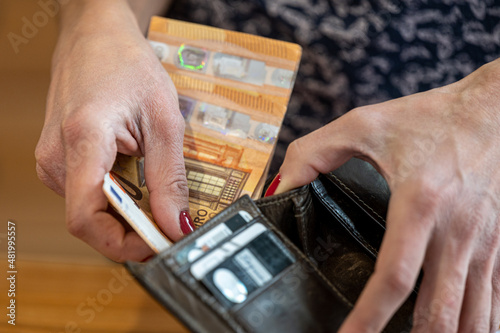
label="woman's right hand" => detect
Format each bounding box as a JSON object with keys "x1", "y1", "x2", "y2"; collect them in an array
[{"x1": 35, "y1": 0, "x2": 192, "y2": 262}]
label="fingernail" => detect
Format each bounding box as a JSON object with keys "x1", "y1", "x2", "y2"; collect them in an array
[
  {"x1": 179, "y1": 210, "x2": 195, "y2": 235},
  {"x1": 264, "y1": 174, "x2": 281, "y2": 197}
]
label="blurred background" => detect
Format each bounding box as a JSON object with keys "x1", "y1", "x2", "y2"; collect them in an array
[{"x1": 0, "y1": 1, "x2": 186, "y2": 332}]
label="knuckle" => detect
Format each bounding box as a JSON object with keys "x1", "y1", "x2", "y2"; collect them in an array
[
  {"x1": 93, "y1": 242, "x2": 124, "y2": 263},
  {"x1": 413, "y1": 311, "x2": 431, "y2": 332},
  {"x1": 35, "y1": 162, "x2": 51, "y2": 185},
  {"x1": 424, "y1": 299, "x2": 460, "y2": 333},
  {"x1": 286, "y1": 139, "x2": 305, "y2": 159},
  {"x1": 35, "y1": 143, "x2": 63, "y2": 192},
  {"x1": 142, "y1": 93, "x2": 185, "y2": 136},
  {"x1": 286, "y1": 138, "x2": 318, "y2": 166},
  {"x1": 168, "y1": 169, "x2": 189, "y2": 198},
  {"x1": 347, "y1": 106, "x2": 384, "y2": 133},
  {"x1": 61, "y1": 108, "x2": 108, "y2": 144},
  {"x1": 108, "y1": 251, "x2": 126, "y2": 264},
  {"x1": 35, "y1": 134, "x2": 55, "y2": 170},
  {"x1": 66, "y1": 214, "x2": 86, "y2": 239},
  {"x1": 34, "y1": 141, "x2": 47, "y2": 164},
  {"x1": 61, "y1": 111, "x2": 111, "y2": 165},
  {"x1": 61, "y1": 112, "x2": 89, "y2": 144},
  {"x1": 35, "y1": 146, "x2": 50, "y2": 177},
  {"x1": 342, "y1": 106, "x2": 388, "y2": 157},
  {"x1": 347, "y1": 106, "x2": 369, "y2": 121},
  {"x1": 383, "y1": 264, "x2": 415, "y2": 296},
  {"x1": 285, "y1": 138, "x2": 330, "y2": 173},
  {"x1": 35, "y1": 131, "x2": 66, "y2": 195},
  {"x1": 428, "y1": 317, "x2": 456, "y2": 333},
  {"x1": 417, "y1": 180, "x2": 444, "y2": 206},
  {"x1": 407, "y1": 178, "x2": 448, "y2": 218}
]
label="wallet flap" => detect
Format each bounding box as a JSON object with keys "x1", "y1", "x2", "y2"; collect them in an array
[
  {"x1": 330, "y1": 158, "x2": 390, "y2": 227},
  {"x1": 303, "y1": 158, "x2": 390, "y2": 259},
  {"x1": 312, "y1": 175, "x2": 384, "y2": 259}
]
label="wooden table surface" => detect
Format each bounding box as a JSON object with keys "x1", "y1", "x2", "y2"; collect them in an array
[{"x1": 0, "y1": 260, "x2": 188, "y2": 333}]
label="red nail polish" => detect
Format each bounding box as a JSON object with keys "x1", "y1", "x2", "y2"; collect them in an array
[
  {"x1": 264, "y1": 174, "x2": 281, "y2": 197},
  {"x1": 179, "y1": 210, "x2": 195, "y2": 235}
]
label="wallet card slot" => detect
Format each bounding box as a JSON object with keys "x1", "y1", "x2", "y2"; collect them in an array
[
  {"x1": 186, "y1": 220, "x2": 297, "y2": 310},
  {"x1": 160, "y1": 209, "x2": 262, "y2": 274},
  {"x1": 174, "y1": 210, "x2": 254, "y2": 270},
  {"x1": 229, "y1": 259, "x2": 352, "y2": 332}
]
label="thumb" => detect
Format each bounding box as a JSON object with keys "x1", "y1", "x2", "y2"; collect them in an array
[
  {"x1": 272, "y1": 110, "x2": 376, "y2": 195},
  {"x1": 142, "y1": 104, "x2": 192, "y2": 242}
]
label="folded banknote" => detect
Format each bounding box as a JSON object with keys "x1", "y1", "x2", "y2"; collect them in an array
[{"x1": 109, "y1": 17, "x2": 302, "y2": 249}]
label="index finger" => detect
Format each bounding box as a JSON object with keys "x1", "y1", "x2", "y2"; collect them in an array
[
  {"x1": 273, "y1": 109, "x2": 379, "y2": 195},
  {"x1": 339, "y1": 186, "x2": 433, "y2": 332},
  {"x1": 63, "y1": 119, "x2": 153, "y2": 262}
]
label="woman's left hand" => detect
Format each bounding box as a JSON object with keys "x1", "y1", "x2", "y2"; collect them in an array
[{"x1": 272, "y1": 58, "x2": 500, "y2": 332}]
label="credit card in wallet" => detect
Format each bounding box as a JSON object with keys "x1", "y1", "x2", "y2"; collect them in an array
[
  {"x1": 191, "y1": 223, "x2": 295, "y2": 307},
  {"x1": 190, "y1": 223, "x2": 267, "y2": 279},
  {"x1": 175, "y1": 210, "x2": 253, "y2": 266}
]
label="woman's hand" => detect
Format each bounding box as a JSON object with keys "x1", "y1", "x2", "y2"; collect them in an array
[
  {"x1": 273, "y1": 58, "x2": 500, "y2": 332},
  {"x1": 35, "y1": 0, "x2": 192, "y2": 262}
]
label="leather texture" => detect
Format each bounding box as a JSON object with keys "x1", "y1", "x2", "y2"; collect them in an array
[{"x1": 126, "y1": 158, "x2": 416, "y2": 332}]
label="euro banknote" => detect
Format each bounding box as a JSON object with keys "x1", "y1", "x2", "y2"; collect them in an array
[{"x1": 110, "y1": 17, "x2": 301, "y2": 245}]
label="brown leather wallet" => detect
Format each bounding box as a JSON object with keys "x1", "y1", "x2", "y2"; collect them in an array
[{"x1": 126, "y1": 158, "x2": 417, "y2": 332}]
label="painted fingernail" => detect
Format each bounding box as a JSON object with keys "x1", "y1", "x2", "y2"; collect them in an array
[
  {"x1": 264, "y1": 174, "x2": 281, "y2": 197},
  {"x1": 179, "y1": 210, "x2": 195, "y2": 235}
]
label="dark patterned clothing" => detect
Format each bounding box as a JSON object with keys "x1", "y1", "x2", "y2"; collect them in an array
[{"x1": 168, "y1": 0, "x2": 500, "y2": 173}]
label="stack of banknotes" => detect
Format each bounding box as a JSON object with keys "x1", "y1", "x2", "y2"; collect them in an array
[{"x1": 110, "y1": 17, "x2": 302, "y2": 241}]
